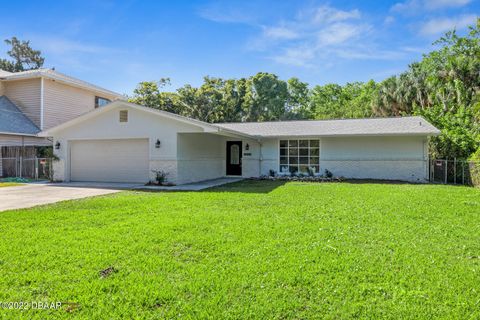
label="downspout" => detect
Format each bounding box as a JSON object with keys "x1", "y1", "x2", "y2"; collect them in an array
[
  {"x1": 40, "y1": 77, "x2": 44, "y2": 130},
  {"x1": 258, "y1": 139, "x2": 262, "y2": 176}
]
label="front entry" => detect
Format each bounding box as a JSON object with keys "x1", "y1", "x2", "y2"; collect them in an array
[{"x1": 226, "y1": 141, "x2": 242, "y2": 176}]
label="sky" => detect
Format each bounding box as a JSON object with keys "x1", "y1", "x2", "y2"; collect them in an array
[{"x1": 0, "y1": 0, "x2": 478, "y2": 95}]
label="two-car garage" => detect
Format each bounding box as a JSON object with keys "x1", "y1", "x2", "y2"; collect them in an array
[{"x1": 70, "y1": 138, "x2": 150, "y2": 183}]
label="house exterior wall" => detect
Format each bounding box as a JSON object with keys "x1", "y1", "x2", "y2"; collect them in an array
[
  {"x1": 320, "y1": 136, "x2": 428, "y2": 181},
  {"x1": 48, "y1": 103, "x2": 431, "y2": 184},
  {"x1": 221, "y1": 137, "x2": 261, "y2": 179},
  {"x1": 43, "y1": 78, "x2": 118, "y2": 130},
  {"x1": 2, "y1": 79, "x2": 41, "y2": 127},
  {"x1": 51, "y1": 105, "x2": 204, "y2": 183},
  {"x1": 259, "y1": 138, "x2": 279, "y2": 175},
  {"x1": 259, "y1": 135, "x2": 428, "y2": 182},
  {"x1": 177, "y1": 133, "x2": 224, "y2": 184}
]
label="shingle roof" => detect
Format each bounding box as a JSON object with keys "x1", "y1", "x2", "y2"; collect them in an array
[
  {"x1": 0, "y1": 95, "x2": 40, "y2": 135},
  {"x1": 0, "y1": 68, "x2": 122, "y2": 98},
  {"x1": 215, "y1": 116, "x2": 440, "y2": 137}
]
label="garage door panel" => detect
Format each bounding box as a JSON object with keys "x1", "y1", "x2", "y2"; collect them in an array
[{"x1": 71, "y1": 139, "x2": 149, "y2": 183}]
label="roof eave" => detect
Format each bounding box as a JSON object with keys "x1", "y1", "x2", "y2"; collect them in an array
[
  {"x1": 0, "y1": 131, "x2": 39, "y2": 137},
  {"x1": 254, "y1": 132, "x2": 441, "y2": 138},
  {"x1": 1, "y1": 72, "x2": 122, "y2": 98}
]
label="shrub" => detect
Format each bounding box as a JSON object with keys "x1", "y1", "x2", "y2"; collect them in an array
[
  {"x1": 468, "y1": 148, "x2": 480, "y2": 187},
  {"x1": 151, "y1": 170, "x2": 168, "y2": 185},
  {"x1": 324, "y1": 169, "x2": 333, "y2": 178}
]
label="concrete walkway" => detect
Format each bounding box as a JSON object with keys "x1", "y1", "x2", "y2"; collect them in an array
[
  {"x1": 136, "y1": 177, "x2": 243, "y2": 191},
  {"x1": 0, "y1": 178, "x2": 243, "y2": 212},
  {"x1": 0, "y1": 183, "x2": 122, "y2": 212}
]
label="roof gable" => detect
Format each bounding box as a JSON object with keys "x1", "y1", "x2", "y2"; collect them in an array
[{"x1": 39, "y1": 100, "x2": 227, "y2": 137}]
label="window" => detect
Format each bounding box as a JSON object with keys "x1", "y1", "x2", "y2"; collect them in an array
[
  {"x1": 119, "y1": 110, "x2": 128, "y2": 122},
  {"x1": 95, "y1": 96, "x2": 111, "y2": 108},
  {"x1": 230, "y1": 144, "x2": 240, "y2": 165},
  {"x1": 279, "y1": 139, "x2": 319, "y2": 174}
]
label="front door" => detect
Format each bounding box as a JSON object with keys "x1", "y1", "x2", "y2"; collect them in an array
[{"x1": 226, "y1": 141, "x2": 242, "y2": 176}]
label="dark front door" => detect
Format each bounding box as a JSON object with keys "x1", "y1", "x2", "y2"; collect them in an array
[{"x1": 226, "y1": 141, "x2": 242, "y2": 176}]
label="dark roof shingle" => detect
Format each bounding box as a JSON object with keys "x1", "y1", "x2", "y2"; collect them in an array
[{"x1": 0, "y1": 95, "x2": 40, "y2": 135}]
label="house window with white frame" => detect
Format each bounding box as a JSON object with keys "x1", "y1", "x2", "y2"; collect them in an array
[{"x1": 279, "y1": 139, "x2": 319, "y2": 175}]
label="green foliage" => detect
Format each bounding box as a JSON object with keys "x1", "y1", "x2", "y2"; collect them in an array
[
  {"x1": 129, "y1": 73, "x2": 312, "y2": 123},
  {"x1": 0, "y1": 37, "x2": 44, "y2": 72},
  {"x1": 151, "y1": 169, "x2": 168, "y2": 185},
  {"x1": 0, "y1": 181, "x2": 479, "y2": 318},
  {"x1": 374, "y1": 19, "x2": 480, "y2": 159},
  {"x1": 311, "y1": 81, "x2": 376, "y2": 119}
]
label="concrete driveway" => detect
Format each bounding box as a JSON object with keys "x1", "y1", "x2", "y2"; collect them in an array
[{"x1": 0, "y1": 182, "x2": 138, "y2": 212}]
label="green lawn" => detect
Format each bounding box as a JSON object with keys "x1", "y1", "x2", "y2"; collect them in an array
[
  {"x1": 0, "y1": 182, "x2": 22, "y2": 188},
  {"x1": 0, "y1": 181, "x2": 479, "y2": 319}
]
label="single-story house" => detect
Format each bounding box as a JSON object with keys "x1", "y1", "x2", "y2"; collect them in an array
[{"x1": 39, "y1": 100, "x2": 440, "y2": 184}]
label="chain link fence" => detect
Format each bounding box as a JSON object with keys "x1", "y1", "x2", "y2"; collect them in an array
[
  {"x1": 429, "y1": 159, "x2": 480, "y2": 186},
  {"x1": 0, "y1": 157, "x2": 53, "y2": 180}
]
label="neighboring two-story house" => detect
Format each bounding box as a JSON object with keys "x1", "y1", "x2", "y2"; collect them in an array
[{"x1": 0, "y1": 68, "x2": 122, "y2": 177}]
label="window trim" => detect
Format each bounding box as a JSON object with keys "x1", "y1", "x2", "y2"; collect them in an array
[{"x1": 278, "y1": 139, "x2": 320, "y2": 175}]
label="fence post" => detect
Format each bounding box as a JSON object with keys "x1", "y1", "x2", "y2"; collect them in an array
[
  {"x1": 34, "y1": 157, "x2": 38, "y2": 180},
  {"x1": 444, "y1": 159, "x2": 448, "y2": 184},
  {"x1": 432, "y1": 160, "x2": 435, "y2": 182},
  {"x1": 462, "y1": 161, "x2": 465, "y2": 185},
  {"x1": 454, "y1": 158, "x2": 456, "y2": 185},
  {"x1": 19, "y1": 156, "x2": 23, "y2": 178}
]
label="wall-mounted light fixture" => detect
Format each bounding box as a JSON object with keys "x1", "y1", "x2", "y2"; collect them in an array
[
  {"x1": 155, "y1": 139, "x2": 161, "y2": 148},
  {"x1": 245, "y1": 143, "x2": 250, "y2": 151},
  {"x1": 55, "y1": 141, "x2": 61, "y2": 150}
]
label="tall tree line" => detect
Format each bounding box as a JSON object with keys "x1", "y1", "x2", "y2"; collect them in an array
[{"x1": 129, "y1": 19, "x2": 479, "y2": 160}]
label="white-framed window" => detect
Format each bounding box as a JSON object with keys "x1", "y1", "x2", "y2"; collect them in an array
[{"x1": 279, "y1": 139, "x2": 319, "y2": 174}]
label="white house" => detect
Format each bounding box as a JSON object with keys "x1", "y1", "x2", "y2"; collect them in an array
[{"x1": 39, "y1": 100, "x2": 440, "y2": 184}]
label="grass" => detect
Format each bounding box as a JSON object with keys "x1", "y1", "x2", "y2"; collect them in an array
[
  {"x1": 0, "y1": 182, "x2": 22, "y2": 187},
  {"x1": 0, "y1": 180, "x2": 479, "y2": 319}
]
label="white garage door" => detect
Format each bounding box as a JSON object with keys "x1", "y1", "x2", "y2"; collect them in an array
[{"x1": 70, "y1": 139, "x2": 149, "y2": 183}]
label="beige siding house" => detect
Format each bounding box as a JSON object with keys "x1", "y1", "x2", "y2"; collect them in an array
[
  {"x1": 0, "y1": 68, "x2": 122, "y2": 177},
  {"x1": 40, "y1": 100, "x2": 440, "y2": 184}
]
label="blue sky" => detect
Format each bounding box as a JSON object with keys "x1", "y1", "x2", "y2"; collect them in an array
[{"x1": 0, "y1": 0, "x2": 478, "y2": 95}]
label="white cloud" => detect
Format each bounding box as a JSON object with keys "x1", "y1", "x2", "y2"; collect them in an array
[
  {"x1": 391, "y1": 0, "x2": 421, "y2": 13},
  {"x1": 391, "y1": 0, "x2": 472, "y2": 13},
  {"x1": 200, "y1": 3, "x2": 408, "y2": 68},
  {"x1": 317, "y1": 23, "x2": 367, "y2": 46},
  {"x1": 384, "y1": 16, "x2": 396, "y2": 25},
  {"x1": 420, "y1": 14, "x2": 478, "y2": 35},
  {"x1": 425, "y1": 0, "x2": 471, "y2": 9},
  {"x1": 271, "y1": 47, "x2": 316, "y2": 67},
  {"x1": 312, "y1": 5, "x2": 361, "y2": 24},
  {"x1": 262, "y1": 26, "x2": 299, "y2": 40}
]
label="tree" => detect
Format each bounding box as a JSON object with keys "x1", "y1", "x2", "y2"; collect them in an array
[
  {"x1": 129, "y1": 78, "x2": 182, "y2": 114},
  {"x1": 372, "y1": 18, "x2": 480, "y2": 158},
  {"x1": 285, "y1": 77, "x2": 311, "y2": 119},
  {"x1": 246, "y1": 73, "x2": 289, "y2": 121},
  {"x1": 311, "y1": 81, "x2": 375, "y2": 119},
  {"x1": 0, "y1": 37, "x2": 44, "y2": 72}
]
